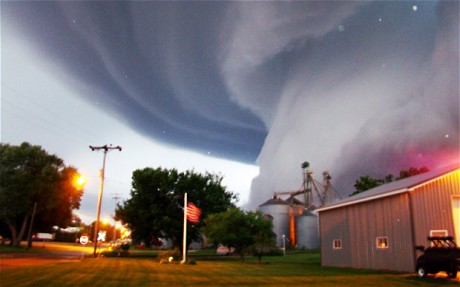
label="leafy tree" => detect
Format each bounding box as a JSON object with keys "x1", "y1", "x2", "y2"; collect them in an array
[
  {"x1": 350, "y1": 176, "x2": 384, "y2": 196},
  {"x1": 0, "y1": 142, "x2": 84, "y2": 246},
  {"x1": 247, "y1": 212, "x2": 277, "y2": 263},
  {"x1": 115, "y1": 167, "x2": 236, "y2": 250},
  {"x1": 350, "y1": 166, "x2": 429, "y2": 196},
  {"x1": 396, "y1": 166, "x2": 429, "y2": 180},
  {"x1": 203, "y1": 208, "x2": 275, "y2": 262},
  {"x1": 384, "y1": 174, "x2": 394, "y2": 183}
]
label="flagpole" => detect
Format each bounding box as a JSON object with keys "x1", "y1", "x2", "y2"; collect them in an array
[{"x1": 181, "y1": 192, "x2": 188, "y2": 264}]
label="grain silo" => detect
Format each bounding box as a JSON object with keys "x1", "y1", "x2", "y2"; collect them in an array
[
  {"x1": 258, "y1": 164, "x2": 338, "y2": 250},
  {"x1": 296, "y1": 209, "x2": 319, "y2": 249},
  {"x1": 258, "y1": 197, "x2": 290, "y2": 246}
]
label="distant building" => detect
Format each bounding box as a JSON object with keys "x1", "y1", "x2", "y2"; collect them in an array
[
  {"x1": 259, "y1": 196, "x2": 320, "y2": 250},
  {"x1": 257, "y1": 169, "x2": 340, "y2": 250},
  {"x1": 317, "y1": 165, "x2": 460, "y2": 273},
  {"x1": 259, "y1": 197, "x2": 290, "y2": 247}
]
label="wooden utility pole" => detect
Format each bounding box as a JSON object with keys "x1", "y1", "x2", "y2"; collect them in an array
[{"x1": 90, "y1": 145, "x2": 122, "y2": 257}]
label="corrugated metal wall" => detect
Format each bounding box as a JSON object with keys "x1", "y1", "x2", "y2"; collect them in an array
[
  {"x1": 411, "y1": 170, "x2": 460, "y2": 247},
  {"x1": 320, "y1": 194, "x2": 414, "y2": 272},
  {"x1": 320, "y1": 169, "x2": 460, "y2": 273},
  {"x1": 319, "y1": 207, "x2": 351, "y2": 267}
]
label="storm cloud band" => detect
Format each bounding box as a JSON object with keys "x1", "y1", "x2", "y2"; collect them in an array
[{"x1": 3, "y1": 1, "x2": 459, "y2": 209}]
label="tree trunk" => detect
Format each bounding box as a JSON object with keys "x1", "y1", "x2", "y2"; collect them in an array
[
  {"x1": 7, "y1": 222, "x2": 18, "y2": 247},
  {"x1": 257, "y1": 245, "x2": 263, "y2": 264},
  {"x1": 18, "y1": 214, "x2": 30, "y2": 246},
  {"x1": 9, "y1": 214, "x2": 30, "y2": 247},
  {"x1": 238, "y1": 248, "x2": 245, "y2": 262}
]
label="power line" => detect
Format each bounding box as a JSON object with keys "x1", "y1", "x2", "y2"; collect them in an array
[{"x1": 2, "y1": 83, "x2": 112, "y2": 145}]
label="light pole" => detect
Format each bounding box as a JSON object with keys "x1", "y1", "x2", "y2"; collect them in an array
[
  {"x1": 26, "y1": 202, "x2": 38, "y2": 250},
  {"x1": 112, "y1": 193, "x2": 121, "y2": 243},
  {"x1": 282, "y1": 234, "x2": 286, "y2": 256},
  {"x1": 302, "y1": 161, "x2": 310, "y2": 208},
  {"x1": 90, "y1": 145, "x2": 121, "y2": 257},
  {"x1": 113, "y1": 222, "x2": 117, "y2": 242}
]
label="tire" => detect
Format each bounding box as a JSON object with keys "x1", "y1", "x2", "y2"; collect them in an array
[
  {"x1": 417, "y1": 266, "x2": 428, "y2": 278},
  {"x1": 447, "y1": 269, "x2": 457, "y2": 279}
]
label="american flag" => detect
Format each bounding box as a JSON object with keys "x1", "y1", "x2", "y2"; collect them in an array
[{"x1": 186, "y1": 202, "x2": 202, "y2": 223}]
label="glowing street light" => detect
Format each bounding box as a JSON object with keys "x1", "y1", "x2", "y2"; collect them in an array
[
  {"x1": 27, "y1": 171, "x2": 86, "y2": 250},
  {"x1": 73, "y1": 174, "x2": 87, "y2": 190},
  {"x1": 76, "y1": 175, "x2": 87, "y2": 187}
]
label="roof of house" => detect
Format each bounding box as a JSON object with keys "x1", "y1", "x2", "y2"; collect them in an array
[{"x1": 316, "y1": 164, "x2": 459, "y2": 212}]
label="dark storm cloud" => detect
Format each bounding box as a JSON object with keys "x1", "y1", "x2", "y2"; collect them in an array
[
  {"x1": 245, "y1": 1, "x2": 459, "y2": 207},
  {"x1": 219, "y1": 1, "x2": 365, "y2": 124},
  {"x1": 3, "y1": 1, "x2": 266, "y2": 162},
  {"x1": 331, "y1": 1, "x2": 460, "y2": 194},
  {"x1": 3, "y1": 1, "x2": 459, "y2": 209}
]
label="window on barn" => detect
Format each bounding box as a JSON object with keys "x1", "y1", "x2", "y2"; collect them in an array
[
  {"x1": 333, "y1": 239, "x2": 342, "y2": 249},
  {"x1": 376, "y1": 237, "x2": 389, "y2": 249}
]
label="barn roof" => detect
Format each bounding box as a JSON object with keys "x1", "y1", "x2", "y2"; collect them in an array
[{"x1": 317, "y1": 164, "x2": 459, "y2": 212}]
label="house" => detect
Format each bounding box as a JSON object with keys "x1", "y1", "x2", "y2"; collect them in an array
[{"x1": 317, "y1": 165, "x2": 460, "y2": 273}]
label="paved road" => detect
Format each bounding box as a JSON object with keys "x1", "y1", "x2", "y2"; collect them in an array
[{"x1": 0, "y1": 242, "x2": 109, "y2": 270}]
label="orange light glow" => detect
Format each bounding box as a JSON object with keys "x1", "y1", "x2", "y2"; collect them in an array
[
  {"x1": 376, "y1": 237, "x2": 389, "y2": 248},
  {"x1": 73, "y1": 174, "x2": 87, "y2": 189}
]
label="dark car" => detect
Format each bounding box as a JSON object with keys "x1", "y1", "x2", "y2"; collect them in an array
[{"x1": 415, "y1": 236, "x2": 460, "y2": 278}]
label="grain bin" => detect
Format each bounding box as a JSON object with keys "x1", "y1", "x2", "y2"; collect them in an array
[
  {"x1": 258, "y1": 197, "x2": 289, "y2": 247},
  {"x1": 296, "y1": 210, "x2": 319, "y2": 249}
]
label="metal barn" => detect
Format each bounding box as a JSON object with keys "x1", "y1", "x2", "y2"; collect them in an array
[{"x1": 317, "y1": 165, "x2": 460, "y2": 273}]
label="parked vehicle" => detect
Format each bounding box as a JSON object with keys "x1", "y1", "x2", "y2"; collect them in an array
[
  {"x1": 415, "y1": 236, "x2": 460, "y2": 278},
  {"x1": 216, "y1": 244, "x2": 235, "y2": 256},
  {"x1": 32, "y1": 233, "x2": 54, "y2": 241}
]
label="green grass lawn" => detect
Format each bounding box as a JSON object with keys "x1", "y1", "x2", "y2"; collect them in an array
[{"x1": 1, "y1": 250, "x2": 458, "y2": 286}]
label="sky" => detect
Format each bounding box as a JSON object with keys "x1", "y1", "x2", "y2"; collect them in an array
[{"x1": 2, "y1": 1, "x2": 459, "y2": 224}]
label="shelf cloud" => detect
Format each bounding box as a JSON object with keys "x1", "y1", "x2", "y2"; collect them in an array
[{"x1": 3, "y1": 1, "x2": 458, "y2": 209}]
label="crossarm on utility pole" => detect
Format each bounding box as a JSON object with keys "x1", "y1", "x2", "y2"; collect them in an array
[{"x1": 89, "y1": 145, "x2": 122, "y2": 257}]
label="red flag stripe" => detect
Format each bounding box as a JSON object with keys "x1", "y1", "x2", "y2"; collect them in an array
[{"x1": 187, "y1": 202, "x2": 201, "y2": 223}]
